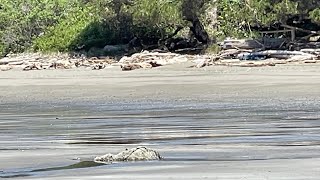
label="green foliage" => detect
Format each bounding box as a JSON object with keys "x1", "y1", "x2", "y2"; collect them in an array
[
  {"x1": 310, "y1": 8, "x2": 320, "y2": 22},
  {"x1": 33, "y1": 4, "x2": 98, "y2": 52},
  {"x1": 0, "y1": 0, "x2": 319, "y2": 56},
  {"x1": 215, "y1": 0, "x2": 299, "y2": 38},
  {"x1": 0, "y1": 0, "x2": 185, "y2": 55},
  {"x1": 0, "y1": 0, "x2": 73, "y2": 55},
  {"x1": 131, "y1": 0, "x2": 182, "y2": 26},
  {"x1": 128, "y1": 0, "x2": 183, "y2": 42},
  {"x1": 206, "y1": 44, "x2": 221, "y2": 54}
]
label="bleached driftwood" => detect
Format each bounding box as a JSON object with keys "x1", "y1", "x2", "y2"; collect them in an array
[
  {"x1": 119, "y1": 51, "x2": 192, "y2": 66},
  {"x1": 300, "y1": 49, "x2": 320, "y2": 55},
  {"x1": 0, "y1": 65, "x2": 13, "y2": 71},
  {"x1": 238, "y1": 50, "x2": 316, "y2": 59},
  {"x1": 219, "y1": 49, "x2": 253, "y2": 60},
  {"x1": 192, "y1": 55, "x2": 220, "y2": 68},
  {"x1": 0, "y1": 53, "x2": 118, "y2": 71},
  {"x1": 285, "y1": 55, "x2": 317, "y2": 63},
  {"x1": 220, "y1": 39, "x2": 265, "y2": 50},
  {"x1": 22, "y1": 63, "x2": 43, "y2": 71},
  {"x1": 121, "y1": 64, "x2": 143, "y2": 71}
]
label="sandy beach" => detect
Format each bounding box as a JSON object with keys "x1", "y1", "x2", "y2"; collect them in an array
[
  {"x1": 1, "y1": 63, "x2": 320, "y2": 103},
  {"x1": 1, "y1": 63, "x2": 320, "y2": 179}
]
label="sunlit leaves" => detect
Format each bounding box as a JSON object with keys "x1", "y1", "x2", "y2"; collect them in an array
[
  {"x1": 310, "y1": 8, "x2": 320, "y2": 23},
  {"x1": 216, "y1": 0, "x2": 300, "y2": 38}
]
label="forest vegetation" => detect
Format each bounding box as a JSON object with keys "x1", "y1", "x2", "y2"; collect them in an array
[{"x1": 0, "y1": 0, "x2": 319, "y2": 57}]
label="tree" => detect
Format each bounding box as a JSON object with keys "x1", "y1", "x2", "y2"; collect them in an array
[{"x1": 215, "y1": 0, "x2": 320, "y2": 38}]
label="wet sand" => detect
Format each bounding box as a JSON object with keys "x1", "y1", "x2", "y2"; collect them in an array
[{"x1": 0, "y1": 64, "x2": 320, "y2": 179}]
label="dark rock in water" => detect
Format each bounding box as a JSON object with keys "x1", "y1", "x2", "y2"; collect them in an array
[{"x1": 94, "y1": 147, "x2": 162, "y2": 163}]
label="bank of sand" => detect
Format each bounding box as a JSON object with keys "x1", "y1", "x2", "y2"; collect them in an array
[{"x1": 0, "y1": 63, "x2": 320, "y2": 179}]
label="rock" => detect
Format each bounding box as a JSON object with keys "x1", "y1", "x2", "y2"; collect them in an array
[
  {"x1": 88, "y1": 47, "x2": 105, "y2": 57},
  {"x1": 103, "y1": 45, "x2": 128, "y2": 54},
  {"x1": 94, "y1": 147, "x2": 162, "y2": 163}
]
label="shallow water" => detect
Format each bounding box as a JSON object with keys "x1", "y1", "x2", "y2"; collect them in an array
[{"x1": 1, "y1": 100, "x2": 320, "y2": 179}]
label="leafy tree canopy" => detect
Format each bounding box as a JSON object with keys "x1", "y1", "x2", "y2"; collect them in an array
[{"x1": 0, "y1": 0, "x2": 319, "y2": 56}]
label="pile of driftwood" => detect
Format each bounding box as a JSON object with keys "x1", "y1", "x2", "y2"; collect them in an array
[
  {"x1": 0, "y1": 51, "x2": 213, "y2": 71},
  {"x1": 1, "y1": 40, "x2": 319, "y2": 72},
  {"x1": 118, "y1": 50, "x2": 213, "y2": 71},
  {"x1": 0, "y1": 53, "x2": 116, "y2": 71},
  {"x1": 194, "y1": 39, "x2": 320, "y2": 68},
  {"x1": 117, "y1": 39, "x2": 320, "y2": 70}
]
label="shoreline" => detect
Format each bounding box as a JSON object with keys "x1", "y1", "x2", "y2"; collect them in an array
[{"x1": 1, "y1": 50, "x2": 320, "y2": 72}]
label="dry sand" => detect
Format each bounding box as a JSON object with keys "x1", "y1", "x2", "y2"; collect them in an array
[
  {"x1": 0, "y1": 63, "x2": 320, "y2": 179},
  {"x1": 1, "y1": 63, "x2": 320, "y2": 103}
]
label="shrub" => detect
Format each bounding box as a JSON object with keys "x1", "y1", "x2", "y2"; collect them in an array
[
  {"x1": 33, "y1": 4, "x2": 99, "y2": 52},
  {"x1": 0, "y1": 0, "x2": 73, "y2": 56},
  {"x1": 310, "y1": 8, "x2": 320, "y2": 23}
]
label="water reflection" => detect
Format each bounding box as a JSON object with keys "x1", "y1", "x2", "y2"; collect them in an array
[
  {"x1": 0, "y1": 161, "x2": 105, "y2": 179},
  {"x1": 0, "y1": 101, "x2": 320, "y2": 177}
]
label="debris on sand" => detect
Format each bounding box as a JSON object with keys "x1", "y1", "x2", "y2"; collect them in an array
[
  {"x1": 0, "y1": 53, "x2": 116, "y2": 71},
  {"x1": 1, "y1": 41, "x2": 319, "y2": 72},
  {"x1": 192, "y1": 38, "x2": 320, "y2": 68},
  {"x1": 117, "y1": 50, "x2": 214, "y2": 71}
]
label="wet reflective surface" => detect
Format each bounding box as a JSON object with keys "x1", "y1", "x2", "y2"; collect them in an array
[{"x1": 1, "y1": 100, "x2": 320, "y2": 179}]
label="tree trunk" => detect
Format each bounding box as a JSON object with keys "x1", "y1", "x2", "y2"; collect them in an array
[{"x1": 181, "y1": 0, "x2": 210, "y2": 44}]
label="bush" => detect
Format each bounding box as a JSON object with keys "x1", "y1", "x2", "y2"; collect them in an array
[
  {"x1": 32, "y1": 0, "x2": 184, "y2": 52},
  {"x1": 2, "y1": 0, "x2": 318, "y2": 57},
  {"x1": 0, "y1": 0, "x2": 73, "y2": 56},
  {"x1": 310, "y1": 8, "x2": 320, "y2": 23},
  {"x1": 0, "y1": 0, "x2": 189, "y2": 56},
  {"x1": 33, "y1": 5, "x2": 99, "y2": 52}
]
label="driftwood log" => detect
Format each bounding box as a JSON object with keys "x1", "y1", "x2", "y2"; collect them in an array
[
  {"x1": 23, "y1": 63, "x2": 43, "y2": 71},
  {"x1": 220, "y1": 39, "x2": 265, "y2": 50},
  {"x1": 0, "y1": 65, "x2": 13, "y2": 71},
  {"x1": 300, "y1": 49, "x2": 320, "y2": 55},
  {"x1": 121, "y1": 64, "x2": 142, "y2": 71},
  {"x1": 238, "y1": 50, "x2": 316, "y2": 60},
  {"x1": 281, "y1": 24, "x2": 320, "y2": 36}
]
